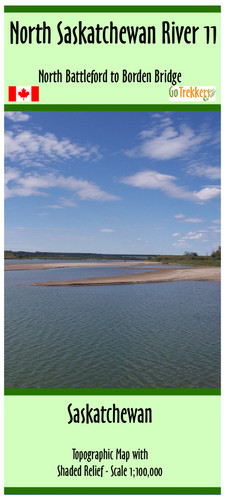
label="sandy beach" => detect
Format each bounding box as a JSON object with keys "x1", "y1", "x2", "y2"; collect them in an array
[
  {"x1": 32, "y1": 266, "x2": 220, "y2": 286},
  {"x1": 4, "y1": 260, "x2": 155, "y2": 271},
  {"x1": 4, "y1": 260, "x2": 220, "y2": 285}
]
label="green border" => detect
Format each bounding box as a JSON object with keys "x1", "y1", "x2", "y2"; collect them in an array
[
  {"x1": 4, "y1": 6, "x2": 221, "y2": 495},
  {"x1": 4, "y1": 487, "x2": 221, "y2": 495},
  {"x1": 4, "y1": 388, "x2": 220, "y2": 395},
  {"x1": 4, "y1": 104, "x2": 221, "y2": 112},
  {"x1": 4, "y1": 5, "x2": 221, "y2": 13}
]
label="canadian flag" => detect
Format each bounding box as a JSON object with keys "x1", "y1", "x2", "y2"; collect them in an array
[{"x1": 8, "y1": 86, "x2": 39, "y2": 102}]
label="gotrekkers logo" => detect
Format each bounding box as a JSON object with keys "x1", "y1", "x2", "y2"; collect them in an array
[{"x1": 169, "y1": 86, "x2": 216, "y2": 102}]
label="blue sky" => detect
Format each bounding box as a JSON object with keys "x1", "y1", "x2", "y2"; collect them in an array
[{"x1": 4, "y1": 111, "x2": 220, "y2": 255}]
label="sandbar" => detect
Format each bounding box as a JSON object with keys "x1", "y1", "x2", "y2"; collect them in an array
[
  {"x1": 5, "y1": 260, "x2": 156, "y2": 271},
  {"x1": 33, "y1": 267, "x2": 220, "y2": 286}
]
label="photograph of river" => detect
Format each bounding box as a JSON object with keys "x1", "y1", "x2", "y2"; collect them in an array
[{"x1": 4, "y1": 111, "x2": 221, "y2": 388}]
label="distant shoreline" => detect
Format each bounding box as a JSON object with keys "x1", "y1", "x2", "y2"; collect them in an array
[{"x1": 31, "y1": 266, "x2": 220, "y2": 287}]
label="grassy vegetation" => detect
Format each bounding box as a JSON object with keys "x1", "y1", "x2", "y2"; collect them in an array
[{"x1": 147, "y1": 248, "x2": 221, "y2": 267}]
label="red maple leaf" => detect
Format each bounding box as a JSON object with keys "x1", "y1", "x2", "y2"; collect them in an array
[{"x1": 18, "y1": 88, "x2": 30, "y2": 100}]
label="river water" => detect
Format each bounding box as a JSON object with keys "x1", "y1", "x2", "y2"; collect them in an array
[{"x1": 4, "y1": 262, "x2": 220, "y2": 388}]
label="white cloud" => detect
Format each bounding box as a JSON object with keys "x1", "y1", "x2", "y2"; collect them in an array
[
  {"x1": 175, "y1": 215, "x2": 205, "y2": 224},
  {"x1": 173, "y1": 242, "x2": 190, "y2": 248},
  {"x1": 174, "y1": 231, "x2": 205, "y2": 247},
  {"x1": 4, "y1": 130, "x2": 102, "y2": 164},
  {"x1": 172, "y1": 233, "x2": 180, "y2": 237},
  {"x1": 47, "y1": 205, "x2": 64, "y2": 209},
  {"x1": 5, "y1": 168, "x2": 119, "y2": 202},
  {"x1": 121, "y1": 170, "x2": 220, "y2": 202},
  {"x1": 59, "y1": 198, "x2": 78, "y2": 207},
  {"x1": 122, "y1": 170, "x2": 177, "y2": 190},
  {"x1": 99, "y1": 228, "x2": 115, "y2": 233},
  {"x1": 5, "y1": 111, "x2": 30, "y2": 122},
  {"x1": 4, "y1": 167, "x2": 20, "y2": 184},
  {"x1": 126, "y1": 123, "x2": 207, "y2": 160},
  {"x1": 195, "y1": 187, "x2": 221, "y2": 201},
  {"x1": 208, "y1": 226, "x2": 221, "y2": 233},
  {"x1": 182, "y1": 218, "x2": 204, "y2": 223},
  {"x1": 185, "y1": 232, "x2": 204, "y2": 240},
  {"x1": 186, "y1": 162, "x2": 220, "y2": 180}
]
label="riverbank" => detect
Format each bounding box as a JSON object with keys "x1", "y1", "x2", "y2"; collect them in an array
[{"x1": 33, "y1": 266, "x2": 220, "y2": 286}]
